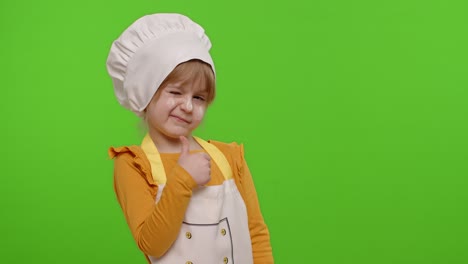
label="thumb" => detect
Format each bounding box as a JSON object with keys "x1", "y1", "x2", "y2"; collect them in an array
[{"x1": 179, "y1": 136, "x2": 190, "y2": 156}]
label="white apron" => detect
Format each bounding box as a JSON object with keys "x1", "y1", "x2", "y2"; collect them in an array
[{"x1": 141, "y1": 135, "x2": 253, "y2": 264}]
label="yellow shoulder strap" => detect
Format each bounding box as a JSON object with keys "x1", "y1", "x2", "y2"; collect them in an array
[
  {"x1": 141, "y1": 134, "x2": 232, "y2": 184},
  {"x1": 194, "y1": 136, "x2": 233, "y2": 180},
  {"x1": 141, "y1": 134, "x2": 167, "y2": 184}
]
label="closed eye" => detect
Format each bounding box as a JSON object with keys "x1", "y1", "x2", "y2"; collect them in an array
[
  {"x1": 194, "y1": 96, "x2": 206, "y2": 101},
  {"x1": 168, "y1": 91, "x2": 181, "y2": 95}
]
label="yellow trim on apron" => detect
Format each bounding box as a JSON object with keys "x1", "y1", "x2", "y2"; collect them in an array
[{"x1": 141, "y1": 134, "x2": 232, "y2": 184}]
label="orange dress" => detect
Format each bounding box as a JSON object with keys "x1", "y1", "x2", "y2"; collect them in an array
[{"x1": 109, "y1": 139, "x2": 274, "y2": 263}]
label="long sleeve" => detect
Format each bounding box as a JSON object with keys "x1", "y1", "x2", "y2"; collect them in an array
[
  {"x1": 209, "y1": 141, "x2": 275, "y2": 263},
  {"x1": 110, "y1": 146, "x2": 198, "y2": 258},
  {"x1": 237, "y1": 144, "x2": 275, "y2": 263}
]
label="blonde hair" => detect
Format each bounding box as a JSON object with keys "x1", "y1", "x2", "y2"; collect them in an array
[{"x1": 159, "y1": 59, "x2": 216, "y2": 104}]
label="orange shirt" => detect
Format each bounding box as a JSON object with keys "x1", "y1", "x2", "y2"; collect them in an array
[{"x1": 109, "y1": 140, "x2": 274, "y2": 263}]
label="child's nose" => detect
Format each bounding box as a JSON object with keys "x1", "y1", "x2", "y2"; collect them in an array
[{"x1": 180, "y1": 96, "x2": 193, "y2": 112}]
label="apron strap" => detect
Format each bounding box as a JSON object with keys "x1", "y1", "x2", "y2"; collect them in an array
[
  {"x1": 194, "y1": 136, "x2": 232, "y2": 180},
  {"x1": 141, "y1": 134, "x2": 167, "y2": 184},
  {"x1": 141, "y1": 134, "x2": 232, "y2": 184}
]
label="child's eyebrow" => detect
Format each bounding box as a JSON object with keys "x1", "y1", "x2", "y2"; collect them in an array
[
  {"x1": 195, "y1": 88, "x2": 208, "y2": 93},
  {"x1": 193, "y1": 89, "x2": 209, "y2": 95}
]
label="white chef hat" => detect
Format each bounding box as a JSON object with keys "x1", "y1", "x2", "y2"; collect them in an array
[{"x1": 106, "y1": 13, "x2": 215, "y2": 116}]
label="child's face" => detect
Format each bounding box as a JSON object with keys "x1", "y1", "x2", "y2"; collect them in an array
[{"x1": 146, "y1": 81, "x2": 209, "y2": 140}]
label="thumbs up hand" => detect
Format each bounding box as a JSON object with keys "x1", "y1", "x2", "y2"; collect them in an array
[{"x1": 177, "y1": 136, "x2": 211, "y2": 186}]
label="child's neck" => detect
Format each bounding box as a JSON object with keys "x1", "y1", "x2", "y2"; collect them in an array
[{"x1": 148, "y1": 130, "x2": 202, "y2": 153}]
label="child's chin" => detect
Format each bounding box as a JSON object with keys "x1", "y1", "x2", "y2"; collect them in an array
[{"x1": 164, "y1": 130, "x2": 192, "y2": 139}]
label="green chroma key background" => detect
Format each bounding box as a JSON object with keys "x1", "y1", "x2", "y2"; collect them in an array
[{"x1": 1, "y1": 0, "x2": 467, "y2": 263}]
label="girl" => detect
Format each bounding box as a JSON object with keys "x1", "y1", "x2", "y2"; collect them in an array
[{"x1": 106, "y1": 13, "x2": 273, "y2": 264}]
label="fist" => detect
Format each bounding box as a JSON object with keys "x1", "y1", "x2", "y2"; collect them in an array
[{"x1": 177, "y1": 136, "x2": 211, "y2": 186}]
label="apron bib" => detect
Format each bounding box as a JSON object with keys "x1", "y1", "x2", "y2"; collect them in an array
[{"x1": 141, "y1": 135, "x2": 253, "y2": 264}]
